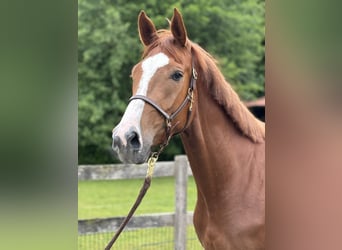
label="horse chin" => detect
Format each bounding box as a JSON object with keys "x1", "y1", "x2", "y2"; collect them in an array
[{"x1": 114, "y1": 146, "x2": 151, "y2": 165}]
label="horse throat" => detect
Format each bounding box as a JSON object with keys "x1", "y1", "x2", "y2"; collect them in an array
[{"x1": 181, "y1": 82, "x2": 255, "y2": 200}]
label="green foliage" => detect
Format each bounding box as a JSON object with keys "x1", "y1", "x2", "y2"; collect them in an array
[
  {"x1": 78, "y1": 0, "x2": 134, "y2": 163},
  {"x1": 78, "y1": 0, "x2": 264, "y2": 164},
  {"x1": 180, "y1": 0, "x2": 265, "y2": 100}
]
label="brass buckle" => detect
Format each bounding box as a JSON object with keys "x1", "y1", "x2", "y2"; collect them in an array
[
  {"x1": 192, "y1": 68, "x2": 198, "y2": 80},
  {"x1": 147, "y1": 152, "x2": 158, "y2": 178},
  {"x1": 188, "y1": 88, "x2": 194, "y2": 111}
]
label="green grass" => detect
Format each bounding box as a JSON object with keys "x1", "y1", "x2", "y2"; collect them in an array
[
  {"x1": 78, "y1": 176, "x2": 198, "y2": 219},
  {"x1": 78, "y1": 226, "x2": 203, "y2": 250}
]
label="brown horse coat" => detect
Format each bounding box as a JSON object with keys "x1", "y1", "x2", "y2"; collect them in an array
[{"x1": 112, "y1": 9, "x2": 265, "y2": 250}]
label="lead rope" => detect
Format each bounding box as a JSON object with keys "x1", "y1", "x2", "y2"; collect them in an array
[{"x1": 104, "y1": 134, "x2": 171, "y2": 250}]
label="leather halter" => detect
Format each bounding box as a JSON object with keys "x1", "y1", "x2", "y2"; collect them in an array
[{"x1": 128, "y1": 63, "x2": 198, "y2": 138}]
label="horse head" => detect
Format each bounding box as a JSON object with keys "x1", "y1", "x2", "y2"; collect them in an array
[{"x1": 112, "y1": 9, "x2": 197, "y2": 164}]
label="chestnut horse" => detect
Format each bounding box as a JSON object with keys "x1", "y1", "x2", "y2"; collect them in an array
[{"x1": 112, "y1": 9, "x2": 265, "y2": 250}]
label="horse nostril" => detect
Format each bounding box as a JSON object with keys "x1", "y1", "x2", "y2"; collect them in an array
[{"x1": 126, "y1": 131, "x2": 141, "y2": 150}]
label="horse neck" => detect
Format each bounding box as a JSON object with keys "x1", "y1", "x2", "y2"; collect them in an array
[{"x1": 180, "y1": 78, "x2": 263, "y2": 204}]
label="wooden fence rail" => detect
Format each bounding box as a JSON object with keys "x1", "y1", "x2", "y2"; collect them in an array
[
  {"x1": 78, "y1": 156, "x2": 193, "y2": 181},
  {"x1": 78, "y1": 212, "x2": 194, "y2": 235}
]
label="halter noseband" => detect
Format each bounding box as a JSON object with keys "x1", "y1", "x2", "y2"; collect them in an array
[{"x1": 128, "y1": 62, "x2": 197, "y2": 139}]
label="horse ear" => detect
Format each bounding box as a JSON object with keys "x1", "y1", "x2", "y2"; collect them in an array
[
  {"x1": 138, "y1": 11, "x2": 157, "y2": 46},
  {"x1": 171, "y1": 8, "x2": 188, "y2": 47}
]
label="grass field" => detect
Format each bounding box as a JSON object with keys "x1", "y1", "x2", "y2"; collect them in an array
[
  {"x1": 78, "y1": 226, "x2": 203, "y2": 249},
  {"x1": 78, "y1": 176, "x2": 198, "y2": 219},
  {"x1": 78, "y1": 176, "x2": 202, "y2": 249}
]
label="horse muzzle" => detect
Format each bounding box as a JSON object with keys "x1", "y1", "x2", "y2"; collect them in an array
[{"x1": 112, "y1": 125, "x2": 151, "y2": 164}]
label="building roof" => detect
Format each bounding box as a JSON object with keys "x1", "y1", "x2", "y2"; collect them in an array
[{"x1": 245, "y1": 96, "x2": 265, "y2": 107}]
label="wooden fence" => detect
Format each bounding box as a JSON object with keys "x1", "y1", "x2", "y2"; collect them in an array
[
  {"x1": 78, "y1": 155, "x2": 196, "y2": 249},
  {"x1": 78, "y1": 155, "x2": 193, "y2": 181}
]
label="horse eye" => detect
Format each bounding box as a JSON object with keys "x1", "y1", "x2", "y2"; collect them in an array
[{"x1": 171, "y1": 71, "x2": 183, "y2": 81}]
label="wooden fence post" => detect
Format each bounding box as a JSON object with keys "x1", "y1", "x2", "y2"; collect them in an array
[{"x1": 174, "y1": 155, "x2": 188, "y2": 250}]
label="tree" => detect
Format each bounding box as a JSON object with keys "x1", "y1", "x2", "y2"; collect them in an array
[
  {"x1": 78, "y1": 0, "x2": 134, "y2": 163},
  {"x1": 180, "y1": 0, "x2": 265, "y2": 100}
]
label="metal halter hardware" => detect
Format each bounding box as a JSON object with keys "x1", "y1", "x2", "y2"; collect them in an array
[{"x1": 128, "y1": 64, "x2": 197, "y2": 138}]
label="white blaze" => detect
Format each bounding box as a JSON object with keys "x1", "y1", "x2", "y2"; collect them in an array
[
  {"x1": 113, "y1": 53, "x2": 169, "y2": 145},
  {"x1": 138, "y1": 52, "x2": 169, "y2": 95}
]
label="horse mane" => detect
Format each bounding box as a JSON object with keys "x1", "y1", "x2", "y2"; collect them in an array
[{"x1": 143, "y1": 30, "x2": 265, "y2": 143}]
